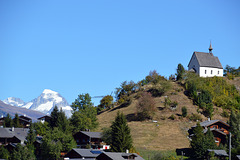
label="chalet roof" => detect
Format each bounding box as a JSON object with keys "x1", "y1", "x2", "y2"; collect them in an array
[
  {"x1": 199, "y1": 119, "x2": 230, "y2": 128},
  {"x1": 65, "y1": 148, "x2": 103, "y2": 158},
  {"x1": 188, "y1": 52, "x2": 223, "y2": 69},
  {"x1": 19, "y1": 115, "x2": 32, "y2": 121},
  {"x1": 38, "y1": 115, "x2": 52, "y2": 120},
  {"x1": 203, "y1": 128, "x2": 227, "y2": 136},
  {"x1": 80, "y1": 131, "x2": 102, "y2": 138},
  {"x1": 207, "y1": 149, "x2": 228, "y2": 157},
  {"x1": 0, "y1": 128, "x2": 29, "y2": 142},
  {"x1": 37, "y1": 115, "x2": 51, "y2": 120},
  {"x1": 97, "y1": 152, "x2": 144, "y2": 160}
]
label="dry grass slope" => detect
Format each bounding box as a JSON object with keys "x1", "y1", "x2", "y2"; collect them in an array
[
  {"x1": 96, "y1": 79, "x2": 239, "y2": 151},
  {"x1": 96, "y1": 81, "x2": 196, "y2": 151}
]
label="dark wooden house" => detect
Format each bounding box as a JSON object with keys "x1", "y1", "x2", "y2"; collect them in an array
[
  {"x1": 73, "y1": 131, "x2": 105, "y2": 149},
  {"x1": 189, "y1": 119, "x2": 230, "y2": 146},
  {"x1": 19, "y1": 115, "x2": 32, "y2": 128},
  {"x1": 37, "y1": 115, "x2": 51, "y2": 124}
]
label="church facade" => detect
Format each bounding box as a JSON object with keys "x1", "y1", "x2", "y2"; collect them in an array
[{"x1": 188, "y1": 43, "x2": 223, "y2": 77}]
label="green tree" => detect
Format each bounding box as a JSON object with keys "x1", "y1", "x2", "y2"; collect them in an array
[
  {"x1": 4, "y1": 113, "x2": 13, "y2": 127},
  {"x1": 33, "y1": 121, "x2": 50, "y2": 136},
  {"x1": 181, "y1": 106, "x2": 187, "y2": 117},
  {"x1": 41, "y1": 128, "x2": 76, "y2": 160},
  {"x1": 26, "y1": 123, "x2": 36, "y2": 146},
  {"x1": 111, "y1": 111, "x2": 133, "y2": 152},
  {"x1": 101, "y1": 127, "x2": 112, "y2": 146},
  {"x1": 50, "y1": 106, "x2": 59, "y2": 129},
  {"x1": 11, "y1": 144, "x2": 36, "y2": 160},
  {"x1": 115, "y1": 81, "x2": 136, "y2": 104},
  {"x1": 145, "y1": 70, "x2": 166, "y2": 85},
  {"x1": 57, "y1": 108, "x2": 70, "y2": 133},
  {"x1": 0, "y1": 145, "x2": 10, "y2": 160},
  {"x1": 71, "y1": 93, "x2": 93, "y2": 112},
  {"x1": 13, "y1": 113, "x2": 20, "y2": 127},
  {"x1": 190, "y1": 123, "x2": 217, "y2": 159},
  {"x1": 190, "y1": 122, "x2": 206, "y2": 159},
  {"x1": 136, "y1": 92, "x2": 156, "y2": 120},
  {"x1": 229, "y1": 110, "x2": 240, "y2": 149},
  {"x1": 176, "y1": 63, "x2": 185, "y2": 81},
  {"x1": 99, "y1": 95, "x2": 113, "y2": 111},
  {"x1": 205, "y1": 128, "x2": 217, "y2": 150},
  {"x1": 70, "y1": 93, "x2": 98, "y2": 133}
]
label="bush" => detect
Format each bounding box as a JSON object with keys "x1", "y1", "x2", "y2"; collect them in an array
[
  {"x1": 164, "y1": 97, "x2": 172, "y2": 107},
  {"x1": 169, "y1": 114, "x2": 176, "y2": 120},
  {"x1": 188, "y1": 113, "x2": 202, "y2": 121},
  {"x1": 182, "y1": 106, "x2": 187, "y2": 117},
  {"x1": 221, "y1": 110, "x2": 229, "y2": 118}
]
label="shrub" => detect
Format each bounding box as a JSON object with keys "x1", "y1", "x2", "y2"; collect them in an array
[
  {"x1": 189, "y1": 113, "x2": 202, "y2": 121},
  {"x1": 182, "y1": 106, "x2": 187, "y2": 117},
  {"x1": 169, "y1": 114, "x2": 175, "y2": 120},
  {"x1": 221, "y1": 110, "x2": 229, "y2": 118}
]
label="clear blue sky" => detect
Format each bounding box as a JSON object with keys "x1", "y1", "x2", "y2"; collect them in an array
[{"x1": 0, "y1": 0, "x2": 239, "y2": 105}]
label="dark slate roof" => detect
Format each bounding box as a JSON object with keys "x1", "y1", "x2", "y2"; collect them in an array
[
  {"x1": 207, "y1": 149, "x2": 228, "y2": 157},
  {"x1": 236, "y1": 155, "x2": 240, "y2": 160},
  {"x1": 97, "y1": 152, "x2": 144, "y2": 160},
  {"x1": 68, "y1": 148, "x2": 103, "y2": 158},
  {"x1": 0, "y1": 128, "x2": 29, "y2": 142},
  {"x1": 188, "y1": 52, "x2": 223, "y2": 69},
  {"x1": 37, "y1": 115, "x2": 51, "y2": 120},
  {"x1": 81, "y1": 131, "x2": 102, "y2": 138}
]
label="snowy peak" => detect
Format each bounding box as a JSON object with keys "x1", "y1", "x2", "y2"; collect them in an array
[
  {"x1": 3, "y1": 89, "x2": 72, "y2": 118},
  {"x1": 41, "y1": 89, "x2": 63, "y2": 103},
  {"x1": 42, "y1": 89, "x2": 58, "y2": 94},
  {"x1": 23, "y1": 89, "x2": 72, "y2": 117},
  {"x1": 3, "y1": 97, "x2": 25, "y2": 107}
]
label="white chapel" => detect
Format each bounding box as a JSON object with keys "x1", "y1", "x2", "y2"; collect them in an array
[{"x1": 188, "y1": 43, "x2": 223, "y2": 77}]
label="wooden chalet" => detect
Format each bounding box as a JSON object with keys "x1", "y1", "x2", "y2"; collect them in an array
[
  {"x1": 19, "y1": 115, "x2": 32, "y2": 128},
  {"x1": 37, "y1": 115, "x2": 51, "y2": 124},
  {"x1": 0, "y1": 127, "x2": 29, "y2": 145},
  {"x1": 73, "y1": 131, "x2": 107, "y2": 149},
  {"x1": 189, "y1": 119, "x2": 230, "y2": 146}
]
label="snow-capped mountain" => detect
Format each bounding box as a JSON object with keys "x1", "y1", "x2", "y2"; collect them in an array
[
  {"x1": 3, "y1": 89, "x2": 72, "y2": 117},
  {"x1": 3, "y1": 97, "x2": 25, "y2": 107}
]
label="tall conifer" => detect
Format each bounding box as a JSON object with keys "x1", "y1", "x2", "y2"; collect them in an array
[{"x1": 111, "y1": 111, "x2": 132, "y2": 152}]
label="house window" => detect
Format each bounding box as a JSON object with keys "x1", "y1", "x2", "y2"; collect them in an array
[
  {"x1": 205, "y1": 70, "x2": 207, "y2": 74},
  {"x1": 211, "y1": 70, "x2": 213, "y2": 74},
  {"x1": 218, "y1": 71, "x2": 219, "y2": 74}
]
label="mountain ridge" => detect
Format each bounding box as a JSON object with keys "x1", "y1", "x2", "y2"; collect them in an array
[{"x1": 3, "y1": 89, "x2": 72, "y2": 117}]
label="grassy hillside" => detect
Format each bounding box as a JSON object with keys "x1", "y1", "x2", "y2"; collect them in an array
[{"x1": 96, "y1": 77, "x2": 240, "y2": 152}]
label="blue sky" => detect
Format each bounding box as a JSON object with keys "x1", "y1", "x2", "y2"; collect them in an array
[{"x1": 0, "y1": 0, "x2": 239, "y2": 105}]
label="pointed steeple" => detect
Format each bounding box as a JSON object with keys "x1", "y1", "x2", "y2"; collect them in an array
[{"x1": 209, "y1": 41, "x2": 213, "y2": 53}]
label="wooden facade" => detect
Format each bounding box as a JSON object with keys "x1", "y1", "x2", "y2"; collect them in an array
[{"x1": 73, "y1": 131, "x2": 104, "y2": 149}]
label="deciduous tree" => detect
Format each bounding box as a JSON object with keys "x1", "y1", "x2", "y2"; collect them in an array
[
  {"x1": 136, "y1": 92, "x2": 156, "y2": 121},
  {"x1": 70, "y1": 93, "x2": 98, "y2": 133}
]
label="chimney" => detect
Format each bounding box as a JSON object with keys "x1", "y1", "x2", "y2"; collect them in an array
[
  {"x1": 11, "y1": 127, "x2": 14, "y2": 131},
  {"x1": 208, "y1": 118, "x2": 211, "y2": 122},
  {"x1": 126, "y1": 149, "x2": 129, "y2": 153}
]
